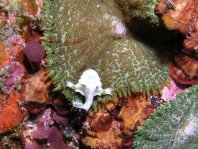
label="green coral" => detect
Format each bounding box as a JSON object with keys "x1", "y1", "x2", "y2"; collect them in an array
[
  {"x1": 43, "y1": 0, "x2": 169, "y2": 110},
  {"x1": 115, "y1": 0, "x2": 160, "y2": 25},
  {"x1": 133, "y1": 85, "x2": 198, "y2": 149}
]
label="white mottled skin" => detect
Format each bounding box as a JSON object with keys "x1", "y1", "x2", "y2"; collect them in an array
[
  {"x1": 183, "y1": 120, "x2": 198, "y2": 137},
  {"x1": 111, "y1": 17, "x2": 126, "y2": 39},
  {"x1": 66, "y1": 69, "x2": 112, "y2": 111},
  {"x1": 103, "y1": 13, "x2": 126, "y2": 39}
]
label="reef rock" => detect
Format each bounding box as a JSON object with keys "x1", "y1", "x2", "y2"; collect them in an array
[
  {"x1": 156, "y1": 0, "x2": 198, "y2": 35},
  {"x1": 82, "y1": 96, "x2": 154, "y2": 148},
  {"x1": 156, "y1": 0, "x2": 198, "y2": 85},
  {"x1": 21, "y1": 68, "x2": 52, "y2": 113}
]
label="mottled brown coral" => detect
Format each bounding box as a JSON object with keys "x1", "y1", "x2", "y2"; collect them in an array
[
  {"x1": 169, "y1": 62, "x2": 198, "y2": 84},
  {"x1": 23, "y1": 27, "x2": 41, "y2": 43},
  {"x1": 0, "y1": 0, "x2": 38, "y2": 16},
  {"x1": 184, "y1": 32, "x2": 198, "y2": 54},
  {"x1": 83, "y1": 121, "x2": 123, "y2": 149},
  {"x1": 117, "y1": 96, "x2": 154, "y2": 136},
  {"x1": 82, "y1": 104, "x2": 123, "y2": 149},
  {"x1": 156, "y1": 0, "x2": 198, "y2": 35},
  {"x1": 0, "y1": 40, "x2": 8, "y2": 68},
  {"x1": 0, "y1": 12, "x2": 7, "y2": 26},
  {"x1": 0, "y1": 91, "x2": 27, "y2": 134},
  {"x1": 21, "y1": 68, "x2": 52, "y2": 113},
  {"x1": 82, "y1": 96, "x2": 154, "y2": 148},
  {"x1": 175, "y1": 54, "x2": 198, "y2": 79},
  {"x1": 21, "y1": 0, "x2": 38, "y2": 16},
  {"x1": 156, "y1": 0, "x2": 198, "y2": 85},
  {"x1": 52, "y1": 93, "x2": 70, "y2": 116}
]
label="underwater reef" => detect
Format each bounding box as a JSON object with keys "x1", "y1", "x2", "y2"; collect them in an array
[
  {"x1": 133, "y1": 85, "x2": 198, "y2": 149},
  {"x1": 0, "y1": 0, "x2": 197, "y2": 148},
  {"x1": 82, "y1": 95, "x2": 154, "y2": 148},
  {"x1": 156, "y1": 0, "x2": 198, "y2": 85},
  {"x1": 43, "y1": 0, "x2": 169, "y2": 111}
]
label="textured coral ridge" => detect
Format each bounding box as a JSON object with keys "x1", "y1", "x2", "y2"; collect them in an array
[
  {"x1": 133, "y1": 85, "x2": 198, "y2": 149},
  {"x1": 43, "y1": 0, "x2": 168, "y2": 107},
  {"x1": 115, "y1": 0, "x2": 159, "y2": 25}
]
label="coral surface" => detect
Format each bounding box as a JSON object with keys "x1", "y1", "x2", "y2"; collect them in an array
[
  {"x1": 21, "y1": 68, "x2": 52, "y2": 113},
  {"x1": 133, "y1": 85, "x2": 198, "y2": 149},
  {"x1": 1, "y1": 0, "x2": 197, "y2": 148},
  {"x1": 115, "y1": 0, "x2": 159, "y2": 25},
  {"x1": 156, "y1": 0, "x2": 198, "y2": 85},
  {"x1": 82, "y1": 96, "x2": 154, "y2": 148},
  {"x1": 43, "y1": 0, "x2": 169, "y2": 110},
  {"x1": 175, "y1": 54, "x2": 198, "y2": 79},
  {"x1": 169, "y1": 41, "x2": 198, "y2": 85},
  {"x1": 156, "y1": 0, "x2": 198, "y2": 35}
]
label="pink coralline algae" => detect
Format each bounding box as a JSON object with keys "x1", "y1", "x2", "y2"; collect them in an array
[
  {"x1": 6, "y1": 34, "x2": 25, "y2": 61},
  {"x1": 7, "y1": 13, "x2": 16, "y2": 27},
  {"x1": 6, "y1": 34, "x2": 25, "y2": 47},
  {"x1": 161, "y1": 80, "x2": 185, "y2": 101},
  {"x1": 2, "y1": 61, "x2": 25, "y2": 93},
  {"x1": 0, "y1": 34, "x2": 25, "y2": 93},
  {"x1": 23, "y1": 108, "x2": 69, "y2": 149}
]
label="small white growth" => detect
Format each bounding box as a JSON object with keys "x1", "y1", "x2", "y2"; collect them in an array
[
  {"x1": 66, "y1": 69, "x2": 112, "y2": 111},
  {"x1": 183, "y1": 120, "x2": 198, "y2": 137},
  {"x1": 111, "y1": 18, "x2": 126, "y2": 38},
  {"x1": 102, "y1": 13, "x2": 126, "y2": 39}
]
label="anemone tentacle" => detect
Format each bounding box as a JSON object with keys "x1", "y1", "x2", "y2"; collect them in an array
[
  {"x1": 43, "y1": 0, "x2": 169, "y2": 110},
  {"x1": 133, "y1": 85, "x2": 198, "y2": 149}
]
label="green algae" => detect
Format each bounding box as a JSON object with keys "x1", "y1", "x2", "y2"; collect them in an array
[
  {"x1": 133, "y1": 85, "x2": 198, "y2": 149},
  {"x1": 43, "y1": 0, "x2": 169, "y2": 110}
]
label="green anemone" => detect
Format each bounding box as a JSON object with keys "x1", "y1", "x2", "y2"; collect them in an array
[
  {"x1": 43, "y1": 0, "x2": 169, "y2": 110},
  {"x1": 115, "y1": 0, "x2": 160, "y2": 25},
  {"x1": 133, "y1": 85, "x2": 198, "y2": 149}
]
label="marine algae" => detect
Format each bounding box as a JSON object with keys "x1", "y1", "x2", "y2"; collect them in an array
[{"x1": 43, "y1": 0, "x2": 169, "y2": 110}]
